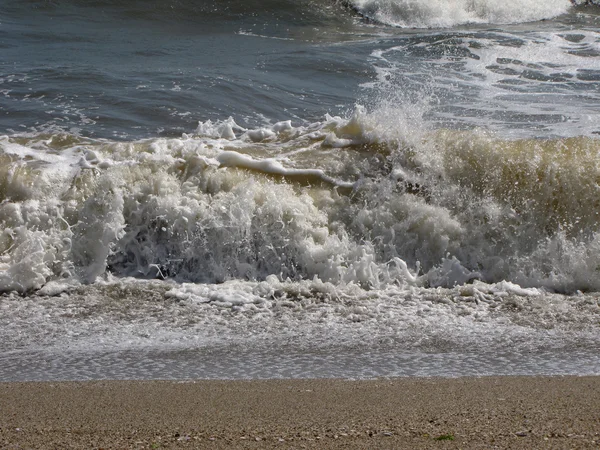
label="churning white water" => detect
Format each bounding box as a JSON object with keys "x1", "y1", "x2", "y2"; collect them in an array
[{"x1": 1, "y1": 0, "x2": 599, "y2": 380}]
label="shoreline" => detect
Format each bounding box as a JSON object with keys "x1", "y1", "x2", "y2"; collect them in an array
[{"x1": 2, "y1": 376, "x2": 600, "y2": 448}]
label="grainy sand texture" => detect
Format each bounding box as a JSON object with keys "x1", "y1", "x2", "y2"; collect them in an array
[{"x1": 1, "y1": 377, "x2": 600, "y2": 449}]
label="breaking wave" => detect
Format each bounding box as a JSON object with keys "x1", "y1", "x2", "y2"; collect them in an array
[
  {"x1": 2, "y1": 105, "x2": 600, "y2": 294},
  {"x1": 348, "y1": 0, "x2": 578, "y2": 28},
  {"x1": 4, "y1": 0, "x2": 590, "y2": 31}
]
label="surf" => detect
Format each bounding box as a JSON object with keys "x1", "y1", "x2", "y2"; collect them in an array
[
  {"x1": 345, "y1": 0, "x2": 576, "y2": 28},
  {"x1": 2, "y1": 106, "x2": 600, "y2": 294}
]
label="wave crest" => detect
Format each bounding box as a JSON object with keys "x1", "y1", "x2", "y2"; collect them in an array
[
  {"x1": 348, "y1": 0, "x2": 574, "y2": 28},
  {"x1": 2, "y1": 107, "x2": 600, "y2": 294}
]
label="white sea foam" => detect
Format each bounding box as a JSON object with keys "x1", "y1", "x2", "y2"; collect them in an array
[
  {"x1": 2, "y1": 112, "x2": 600, "y2": 380},
  {"x1": 463, "y1": 31, "x2": 600, "y2": 83},
  {"x1": 1, "y1": 105, "x2": 600, "y2": 295},
  {"x1": 2, "y1": 275, "x2": 600, "y2": 380},
  {"x1": 350, "y1": 0, "x2": 573, "y2": 28},
  {"x1": 3, "y1": 0, "x2": 600, "y2": 382},
  {"x1": 367, "y1": 28, "x2": 600, "y2": 137}
]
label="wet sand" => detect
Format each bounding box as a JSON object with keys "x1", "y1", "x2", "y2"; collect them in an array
[{"x1": 1, "y1": 376, "x2": 599, "y2": 449}]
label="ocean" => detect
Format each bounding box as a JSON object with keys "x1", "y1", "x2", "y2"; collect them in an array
[{"x1": 1, "y1": 0, "x2": 600, "y2": 381}]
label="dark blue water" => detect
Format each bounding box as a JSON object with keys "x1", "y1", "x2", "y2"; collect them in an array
[
  {"x1": 2, "y1": 0, "x2": 599, "y2": 139},
  {"x1": 1, "y1": 0, "x2": 371, "y2": 138}
]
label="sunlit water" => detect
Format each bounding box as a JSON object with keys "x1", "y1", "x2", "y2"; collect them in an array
[{"x1": 1, "y1": 0, "x2": 600, "y2": 380}]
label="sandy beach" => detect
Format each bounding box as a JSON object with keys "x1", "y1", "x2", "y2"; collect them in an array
[{"x1": 1, "y1": 376, "x2": 599, "y2": 449}]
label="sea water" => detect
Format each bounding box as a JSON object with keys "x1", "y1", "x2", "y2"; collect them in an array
[{"x1": 1, "y1": 0, "x2": 600, "y2": 381}]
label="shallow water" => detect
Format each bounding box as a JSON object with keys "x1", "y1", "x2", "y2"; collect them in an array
[{"x1": 1, "y1": 0, "x2": 600, "y2": 380}]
